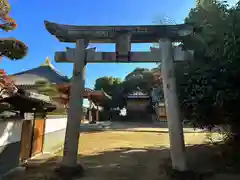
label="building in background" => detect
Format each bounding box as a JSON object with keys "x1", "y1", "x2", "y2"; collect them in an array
[
  {"x1": 151, "y1": 86, "x2": 166, "y2": 121},
  {"x1": 0, "y1": 58, "x2": 113, "y2": 177},
  {"x1": 9, "y1": 57, "x2": 111, "y2": 121},
  {"x1": 125, "y1": 88, "x2": 152, "y2": 121},
  {"x1": 57, "y1": 85, "x2": 111, "y2": 123},
  {"x1": 0, "y1": 88, "x2": 56, "y2": 176},
  {"x1": 123, "y1": 86, "x2": 166, "y2": 122},
  {"x1": 9, "y1": 57, "x2": 70, "y2": 114}
]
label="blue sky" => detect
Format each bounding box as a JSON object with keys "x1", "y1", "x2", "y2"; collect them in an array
[
  {"x1": 1, "y1": 0, "x2": 236, "y2": 89},
  {"x1": 1, "y1": 0, "x2": 198, "y2": 89}
]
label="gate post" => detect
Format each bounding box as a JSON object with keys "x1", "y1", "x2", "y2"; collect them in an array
[
  {"x1": 159, "y1": 39, "x2": 187, "y2": 171},
  {"x1": 60, "y1": 39, "x2": 87, "y2": 172},
  {"x1": 88, "y1": 100, "x2": 93, "y2": 123}
]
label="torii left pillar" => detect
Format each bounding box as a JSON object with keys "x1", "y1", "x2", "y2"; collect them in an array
[{"x1": 56, "y1": 39, "x2": 87, "y2": 177}]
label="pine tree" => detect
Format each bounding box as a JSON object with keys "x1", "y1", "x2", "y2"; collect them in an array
[
  {"x1": 0, "y1": 0, "x2": 28, "y2": 109},
  {"x1": 0, "y1": 0, "x2": 28, "y2": 61}
]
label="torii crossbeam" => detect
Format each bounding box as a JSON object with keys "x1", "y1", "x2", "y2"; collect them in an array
[
  {"x1": 54, "y1": 46, "x2": 193, "y2": 63},
  {"x1": 44, "y1": 21, "x2": 194, "y2": 43}
]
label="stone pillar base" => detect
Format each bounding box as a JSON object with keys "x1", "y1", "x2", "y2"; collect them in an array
[
  {"x1": 165, "y1": 167, "x2": 214, "y2": 180},
  {"x1": 55, "y1": 164, "x2": 84, "y2": 179}
]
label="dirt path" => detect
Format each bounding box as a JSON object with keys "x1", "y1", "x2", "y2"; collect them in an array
[
  {"x1": 7, "y1": 129, "x2": 211, "y2": 180},
  {"x1": 74, "y1": 130, "x2": 208, "y2": 180}
]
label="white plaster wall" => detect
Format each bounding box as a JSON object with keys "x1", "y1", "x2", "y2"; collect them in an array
[
  {"x1": 0, "y1": 120, "x2": 22, "y2": 147},
  {"x1": 44, "y1": 117, "x2": 67, "y2": 134}
]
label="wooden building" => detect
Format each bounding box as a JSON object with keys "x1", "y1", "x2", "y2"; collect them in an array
[
  {"x1": 57, "y1": 85, "x2": 111, "y2": 122},
  {"x1": 154, "y1": 102, "x2": 167, "y2": 120},
  {"x1": 0, "y1": 58, "x2": 113, "y2": 177},
  {"x1": 125, "y1": 89, "x2": 153, "y2": 121},
  {"x1": 9, "y1": 57, "x2": 70, "y2": 112},
  {"x1": 125, "y1": 87, "x2": 167, "y2": 122},
  {"x1": 126, "y1": 89, "x2": 150, "y2": 111},
  {"x1": 0, "y1": 88, "x2": 56, "y2": 176},
  {"x1": 9, "y1": 57, "x2": 111, "y2": 121},
  {"x1": 0, "y1": 58, "x2": 66, "y2": 176},
  {"x1": 151, "y1": 86, "x2": 167, "y2": 121}
]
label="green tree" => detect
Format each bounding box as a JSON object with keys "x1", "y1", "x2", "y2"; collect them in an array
[
  {"x1": 34, "y1": 80, "x2": 67, "y2": 114},
  {"x1": 94, "y1": 76, "x2": 122, "y2": 95},
  {"x1": 94, "y1": 67, "x2": 163, "y2": 109},
  {"x1": 94, "y1": 76, "x2": 123, "y2": 109},
  {"x1": 35, "y1": 80, "x2": 59, "y2": 97},
  {"x1": 122, "y1": 67, "x2": 161, "y2": 94},
  {"x1": 176, "y1": 0, "x2": 240, "y2": 142}
]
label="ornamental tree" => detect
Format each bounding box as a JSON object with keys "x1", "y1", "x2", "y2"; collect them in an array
[
  {"x1": 0, "y1": 69, "x2": 17, "y2": 99},
  {"x1": 0, "y1": 0, "x2": 28, "y2": 60},
  {"x1": 0, "y1": 0, "x2": 28, "y2": 102}
]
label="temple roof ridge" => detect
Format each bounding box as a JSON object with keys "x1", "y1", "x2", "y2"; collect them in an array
[
  {"x1": 40, "y1": 57, "x2": 68, "y2": 78},
  {"x1": 127, "y1": 87, "x2": 149, "y2": 97},
  {"x1": 9, "y1": 57, "x2": 70, "y2": 85},
  {"x1": 40, "y1": 57, "x2": 55, "y2": 68}
]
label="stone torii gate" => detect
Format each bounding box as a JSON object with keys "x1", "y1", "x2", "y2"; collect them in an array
[{"x1": 44, "y1": 20, "x2": 194, "y2": 176}]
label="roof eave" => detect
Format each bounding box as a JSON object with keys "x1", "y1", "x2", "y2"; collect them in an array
[{"x1": 44, "y1": 20, "x2": 195, "y2": 43}]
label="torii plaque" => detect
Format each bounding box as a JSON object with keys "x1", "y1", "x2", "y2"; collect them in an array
[{"x1": 44, "y1": 20, "x2": 195, "y2": 177}]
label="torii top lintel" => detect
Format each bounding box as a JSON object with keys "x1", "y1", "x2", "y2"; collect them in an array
[{"x1": 44, "y1": 21, "x2": 196, "y2": 43}]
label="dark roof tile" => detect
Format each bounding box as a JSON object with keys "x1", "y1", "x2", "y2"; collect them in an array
[{"x1": 10, "y1": 64, "x2": 70, "y2": 85}]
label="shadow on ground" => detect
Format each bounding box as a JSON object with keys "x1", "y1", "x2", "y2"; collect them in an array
[
  {"x1": 81, "y1": 129, "x2": 207, "y2": 134},
  {"x1": 80, "y1": 121, "x2": 206, "y2": 134},
  {"x1": 6, "y1": 144, "x2": 240, "y2": 180},
  {"x1": 104, "y1": 121, "x2": 195, "y2": 129}
]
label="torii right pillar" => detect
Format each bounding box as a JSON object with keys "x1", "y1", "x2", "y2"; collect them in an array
[{"x1": 159, "y1": 39, "x2": 187, "y2": 171}]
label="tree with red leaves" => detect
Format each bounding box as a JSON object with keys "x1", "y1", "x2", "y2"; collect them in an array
[
  {"x1": 0, "y1": 69, "x2": 17, "y2": 99},
  {"x1": 0, "y1": 0, "x2": 28, "y2": 102}
]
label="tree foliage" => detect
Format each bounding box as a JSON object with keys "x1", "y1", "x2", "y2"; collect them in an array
[
  {"x1": 0, "y1": 0, "x2": 27, "y2": 103},
  {"x1": 0, "y1": 69, "x2": 17, "y2": 99},
  {"x1": 0, "y1": 0, "x2": 28, "y2": 60},
  {"x1": 177, "y1": 0, "x2": 240, "y2": 134},
  {"x1": 94, "y1": 76, "x2": 123, "y2": 108},
  {"x1": 122, "y1": 67, "x2": 161, "y2": 94},
  {"x1": 34, "y1": 80, "x2": 68, "y2": 114},
  {"x1": 94, "y1": 76, "x2": 122, "y2": 95},
  {"x1": 94, "y1": 67, "x2": 163, "y2": 109},
  {"x1": 35, "y1": 80, "x2": 59, "y2": 97}
]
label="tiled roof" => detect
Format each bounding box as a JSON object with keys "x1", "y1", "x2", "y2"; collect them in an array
[
  {"x1": 19, "y1": 89, "x2": 52, "y2": 103},
  {"x1": 127, "y1": 87, "x2": 149, "y2": 98},
  {"x1": 128, "y1": 91, "x2": 148, "y2": 96},
  {"x1": 9, "y1": 58, "x2": 70, "y2": 85},
  {"x1": 0, "y1": 88, "x2": 56, "y2": 112}
]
